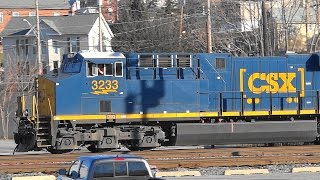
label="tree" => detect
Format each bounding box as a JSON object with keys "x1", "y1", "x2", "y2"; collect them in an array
[
  {"x1": 114, "y1": 0, "x2": 317, "y2": 55},
  {"x1": 147, "y1": 0, "x2": 159, "y2": 9},
  {"x1": 130, "y1": 0, "x2": 146, "y2": 21},
  {"x1": 0, "y1": 52, "x2": 36, "y2": 139},
  {"x1": 164, "y1": 0, "x2": 178, "y2": 15}
]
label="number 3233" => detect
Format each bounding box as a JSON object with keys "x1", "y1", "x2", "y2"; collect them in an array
[{"x1": 91, "y1": 80, "x2": 119, "y2": 90}]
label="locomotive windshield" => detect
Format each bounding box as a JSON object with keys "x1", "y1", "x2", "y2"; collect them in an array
[{"x1": 61, "y1": 54, "x2": 82, "y2": 73}]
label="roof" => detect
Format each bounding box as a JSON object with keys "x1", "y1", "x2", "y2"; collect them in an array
[
  {"x1": 1, "y1": 14, "x2": 99, "y2": 37},
  {"x1": 80, "y1": 52, "x2": 126, "y2": 59},
  {"x1": 0, "y1": 0, "x2": 70, "y2": 9},
  {"x1": 79, "y1": 154, "x2": 143, "y2": 162}
]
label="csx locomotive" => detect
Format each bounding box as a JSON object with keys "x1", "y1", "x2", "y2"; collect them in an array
[{"x1": 14, "y1": 51, "x2": 320, "y2": 153}]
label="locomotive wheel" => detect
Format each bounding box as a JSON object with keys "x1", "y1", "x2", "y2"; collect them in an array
[
  {"x1": 314, "y1": 136, "x2": 320, "y2": 145},
  {"x1": 87, "y1": 145, "x2": 112, "y2": 153},
  {"x1": 46, "y1": 147, "x2": 72, "y2": 154}
]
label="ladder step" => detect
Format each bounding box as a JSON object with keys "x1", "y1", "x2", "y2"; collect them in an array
[
  {"x1": 37, "y1": 133, "x2": 49, "y2": 136},
  {"x1": 37, "y1": 139, "x2": 49, "y2": 142},
  {"x1": 37, "y1": 144, "x2": 51, "y2": 148}
]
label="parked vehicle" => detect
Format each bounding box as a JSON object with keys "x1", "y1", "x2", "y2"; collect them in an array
[{"x1": 57, "y1": 154, "x2": 161, "y2": 180}]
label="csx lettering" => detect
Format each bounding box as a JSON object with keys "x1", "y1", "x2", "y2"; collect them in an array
[
  {"x1": 248, "y1": 73, "x2": 296, "y2": 94},
  {"x1": 92, "y1": 80, "x2": 118, "y2": 91}
]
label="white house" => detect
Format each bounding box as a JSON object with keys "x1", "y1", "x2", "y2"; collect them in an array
[{"x1": 0, "y1": 14, "x2": 113, "y2": 74}]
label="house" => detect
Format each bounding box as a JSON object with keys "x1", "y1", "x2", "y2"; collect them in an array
[
  {"x1": 271, "y1": 1, "x2": 320, "y2": 52},
  {"x1": 0, "y1": 14, "x2": 114, "y2": 74},
  {"x1": 0, "y1": 0, "x2": 70, "y2": 34},
  {"x1": 214, "y1": 1, "x2": 262, "y2": 32},
  {"x1": 70, "y1": 0, "x2": 118, "y2": 23}
]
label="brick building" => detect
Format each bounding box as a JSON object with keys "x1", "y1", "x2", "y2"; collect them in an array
[
  {"x1": 0, "y1": 0, "x2": 70, "y2": 34},
  {"x1": 71, "y1": 0, "x2": 118, "y2": 23}
]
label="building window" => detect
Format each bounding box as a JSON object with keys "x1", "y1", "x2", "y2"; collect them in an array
[
  {"x1": 0, "y1": 12, "x2": 3, "y2": 23},
  {"x1": 107, "y1": 7, "x2": 113, "y2": 16},
  {"x1": 33, "y1": 39, "x2": 37, "y2": 54},
  {"x1": 12, "y1": 12, "x2": 19, "y2": 17},
  {"x1": 53, "y1": 41, "x2": 59, "y2": 53},
  {"x1": 16, "y1": 40, "x2": 20, "y2": 55},
  {"x1": 20, "y1": 39, "x2": 25, "y2": 55},
  {"x1": 29, "y1": 12, "x2": 36, "y2": 16},
  {"x1": 53, "y1": 61, "x2": 59, "y2": 73},
  {"x1": 25, "y1": 39, "x2": 29, "y2": 56},
  {"x1": 81, "y1": 0, "x2": 97, "y2": 7},
  {"x1": 68, "y1": 37, "x2": 80, "y2": 53},
  {"x1": 41, "y1": 41, "x2": 47, "y2": 54}
]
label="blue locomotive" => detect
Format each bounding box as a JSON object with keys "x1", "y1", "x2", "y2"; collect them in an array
[{"x1": 14, "y1": 51, "x2": 320, "y2": 153}]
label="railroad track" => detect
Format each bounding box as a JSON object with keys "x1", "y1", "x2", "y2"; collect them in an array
[{"x1": 1, "y1": 145, "x2": 320, "y2": 174}]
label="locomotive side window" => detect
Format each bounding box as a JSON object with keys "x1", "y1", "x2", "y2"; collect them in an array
[
  {"x1": 105, "y1": 64, "x2": 113, "y2": 76},
  {"x1": 177, "y1": 55, "x2": 192, "y2": 67},
  {"x1": 87, "y1": 62, "x2": 97, "y2": 76},
  {"x1": 115, "y1": 62, "x2": 123, "y2": 77},
  {"x1": 215, "y1": 58, "x2": 226, "y2": 69},
  {"x1": 98, "y1": 64, "x2": 104, "y2": 76}
]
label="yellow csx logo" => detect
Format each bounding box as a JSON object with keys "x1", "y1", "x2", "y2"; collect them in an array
[{"x1": 240, "y1": 68, "x2": 305, "y2": 97}]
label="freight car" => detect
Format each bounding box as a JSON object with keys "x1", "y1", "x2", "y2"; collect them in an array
[{"x1": 14, "y1": 51, "x2": 320, "y2": 153}]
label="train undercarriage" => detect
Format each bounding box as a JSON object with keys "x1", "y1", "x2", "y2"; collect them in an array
[{"x1": 13, "y1": 115, "x2": 320, "y2": 154}]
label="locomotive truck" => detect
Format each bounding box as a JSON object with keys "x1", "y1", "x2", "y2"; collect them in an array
[{"x1": 14, "y1": 51, "x2": 320, "y2": 153}]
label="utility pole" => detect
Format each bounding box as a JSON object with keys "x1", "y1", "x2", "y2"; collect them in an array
[
  {"x1": 35, "y1": 0, "x2": 42, "y2": 74},
  {"x1": 207, "y1": 0, "x2": 212, "y2": 53},
  {"x1": 98, "y1": 0, "x2": 103, "y2": 52},
  {"x1": 261, "y1": 1, "x2": 268, "y2": 56},
  {"x1": 305, "y1": 0, "x2": 309, "y2": 51},
  {"x1": 179, "y1": 0, "x2": 185, "y2": 51}
]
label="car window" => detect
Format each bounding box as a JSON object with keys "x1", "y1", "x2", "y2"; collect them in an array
[
  {"x1": 93, "y1": 162, "x2": 114, "y2": 178},
  {"x1": 115, "y1": 162, "x2": 127, "y2": 176},
  {"x1": 128, "y1": 161, "x2": 150, "y2": 176}
]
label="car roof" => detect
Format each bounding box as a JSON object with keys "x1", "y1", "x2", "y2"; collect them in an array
[{"x1": 78, "y1": 154, "x2": 144, "y2": 163}]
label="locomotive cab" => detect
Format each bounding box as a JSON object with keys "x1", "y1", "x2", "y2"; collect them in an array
[{"x1": 82, "y1": 52, "x2": 125, "y2": 115}]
